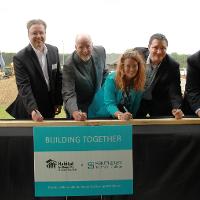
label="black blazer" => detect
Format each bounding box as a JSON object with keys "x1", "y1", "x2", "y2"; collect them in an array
[
  {"x1": 6, "y1": 44, "x2": 62, "y2": 119},
  {"x1": 184, "y1": 51, "x2": 200, "y2": 115},
  {"x1": 136, "y1": 48, "x2": 183, "y2": 117},
  {"x1": 62, "y1": 46, "x2": 108, "y2": 115}
]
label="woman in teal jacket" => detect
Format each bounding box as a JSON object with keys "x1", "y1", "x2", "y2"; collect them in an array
[{"x1": 88, "y1": 49, "x2": 146, "y2": 120}]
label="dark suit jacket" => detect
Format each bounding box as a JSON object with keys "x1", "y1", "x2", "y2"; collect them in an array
[
  {"x1": 6, "y1": 44, "x2": 63, "y2": 119},
  {"x1": 136, "y1": 48, "x2": 183, "y2": 117},
  {"x1": 62, "y1": 46, "x2": 108, "y2": 116},
  {"x1": 184, "y1": 51, "x2": 200, "y2": 115}
]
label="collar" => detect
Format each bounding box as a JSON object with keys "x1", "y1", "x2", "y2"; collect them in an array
[
  {"x1": 30, "y1": 43, "x2": 48, "y2": 55},
  {"x1": 146, "y1": 54, "x2": 162, "y2": 69}
]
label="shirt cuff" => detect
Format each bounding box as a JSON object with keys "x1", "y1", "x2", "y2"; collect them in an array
[{"x1": 195, "y1": 108, "x2": 200, "y2": 115}]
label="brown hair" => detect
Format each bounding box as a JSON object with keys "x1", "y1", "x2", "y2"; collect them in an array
[
  {"x1": 115, "y1": 49, "x2": 145, "y2": 91},
  {"x1": 148, "y1": 33, "x2": 168, "y2": 46},
  {"x1": 27, "y1": 19, "x2": 47, "y2": 31}
]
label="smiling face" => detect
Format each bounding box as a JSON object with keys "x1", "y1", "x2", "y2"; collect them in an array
[
  {"x1": 75, "y1": 34, "x2": 93, "y2": 62},
  {"x1": 148, "y1": 39, "x2": 167, "y2": 65},
  {"x1": 28, "y1": 23, "x2": 46, "y2": 51},
  {"x1": 123, "y1": 58, "x2": 139, "y2": 80}
]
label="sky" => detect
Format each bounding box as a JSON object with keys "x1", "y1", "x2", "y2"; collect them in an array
[{"x1": 1, "y1": 0, "x2": 200, "y2": 54}]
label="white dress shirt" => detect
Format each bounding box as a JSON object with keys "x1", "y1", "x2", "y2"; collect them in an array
[{"x1": 31, "y1": 44, "x2": 50, "y2": 90}]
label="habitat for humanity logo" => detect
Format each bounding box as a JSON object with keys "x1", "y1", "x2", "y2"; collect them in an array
[{"x1": 46, "y1": 159, "x2": 77, "y2": 172}]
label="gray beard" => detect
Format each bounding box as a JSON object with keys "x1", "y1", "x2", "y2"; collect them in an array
[{"x1": 80, "y1": 56, "x2": 91, "y2": 62}]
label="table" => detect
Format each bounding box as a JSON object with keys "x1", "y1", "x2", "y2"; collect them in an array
[{"x1": 0, "y1": 118, "x2": 200, "y2": 200}]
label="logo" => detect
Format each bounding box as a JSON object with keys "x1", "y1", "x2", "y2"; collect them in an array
[
  {"x1": 88, "y1": 160, "x2": 123, "y2": 169},
  {"x1": 46, "y1": 159, "x2": 57, "y2": 168},
  {"x1": 46, "y1": 159, "x2": 77, "y2": 172}
]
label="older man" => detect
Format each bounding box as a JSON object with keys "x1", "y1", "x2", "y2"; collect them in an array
[
  {"x1": 62, "y1": 34, "x2": 108, "y2": 121},
  {"x1": 136, "y1": 33, "x2": 184, "y2": 119}
]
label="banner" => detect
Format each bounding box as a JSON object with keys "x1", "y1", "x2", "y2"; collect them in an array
[{"x1": 34, "y1": 125, "x2": 133, "y2": 197}]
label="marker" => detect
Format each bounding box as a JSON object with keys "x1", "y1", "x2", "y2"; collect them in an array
[
  {"x1": 176, "y1": 104, "x2": 181, "y2": 110},
  {"x1": 123, "y1": 106, "x2": 128, "y2": 112},
  {"x1": 174, "y1": 104, "x2": 182, "y2": 113},
  {"x1": 123, "y1": 106, "x2": 133, "y2": 119},
  {"x1": 33, "y1": 109, "x2": 43, "y2": 118},
  {"x1": 34, "y1": 109, "x2": 40, "y2": 115}
]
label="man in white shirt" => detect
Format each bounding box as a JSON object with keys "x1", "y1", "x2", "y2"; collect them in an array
[{"x1": 6, "y1": 19, "x2": 62, "y2": 121}]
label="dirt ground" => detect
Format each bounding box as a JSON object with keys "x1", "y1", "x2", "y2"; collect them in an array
[
  {"x1": 0, "y1": 76, "x2": 17, "y2": 106},
  {"x1": 0, "y1": 75, "x2": 186, "y2": 107},
  {"x1": 0, "y1": 75, "x2": 65, "y2": 118}
]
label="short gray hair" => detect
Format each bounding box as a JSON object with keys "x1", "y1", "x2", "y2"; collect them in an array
[{"x1": 75, "y1": 33, "x2": 92, "y2": 45}]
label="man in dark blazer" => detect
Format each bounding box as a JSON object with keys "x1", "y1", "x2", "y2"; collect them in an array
[
  {"x1": 184, "y1": 51, "x2": 200, "y2": 117},
  {"x1": 6, "y1": 19, "x2": 62, "y2": 121},
  {"x1": 62, "y1": 33, "x2": 108, "y2": 121},
  {"x1": 136, "y1": 33, "x2": 184, "y2": 119},
  {"x1": 6, "y1": 19, "x2": 64, "y2": 200}
]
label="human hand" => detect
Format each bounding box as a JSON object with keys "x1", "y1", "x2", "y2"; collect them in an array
[
  {"x1": 54, "y1": 105, "x2": 62, "y2": 115},
  {"x1": 172, "y1": 109, "x2": 184, "y2": 120},
  {"x1": 31, "y1": 109, "x2": 44, "y2": 122},
  {"x1": 197, "y1": 110, "x2": 200, "y2": 117},
  {"x1": 117, "y1": 112, "x2": 132, "y2": 120},
  {"x1": 72, "y1": 110, "x2": 87, "y2": 121}
]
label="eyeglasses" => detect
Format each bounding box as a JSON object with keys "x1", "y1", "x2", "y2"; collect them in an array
[{"x1": 152, "y1": 46, "x2": 167, "y2": 52}]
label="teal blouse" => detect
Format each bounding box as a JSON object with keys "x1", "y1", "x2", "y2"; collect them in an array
[{"x1": 88, "y1": 72, "x2": 143, "y2": 118}]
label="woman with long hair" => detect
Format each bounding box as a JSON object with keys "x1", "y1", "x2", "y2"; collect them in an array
[{"x1": 88, "y1": 49, "x2": 145, "y2": 120}]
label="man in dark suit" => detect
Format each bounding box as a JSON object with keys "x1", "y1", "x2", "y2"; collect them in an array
[
  {"x1": 62, "y1": 33, "x2": 108, "y2": 121},
  {"x1": 184, "y1": 51, "x2": 200, "y2": 117},
  {"x1": 6, "y1": 19, "x2": 64, "y2": 200},
  {"x1": 6, "y1": 19, "x2": 62, "y2": 121},
  {"x1": 136, "y1": 33, "x2": 184, "y2": 119}
]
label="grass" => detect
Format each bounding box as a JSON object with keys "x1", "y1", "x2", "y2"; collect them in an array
[
  {"x1": 0, "y1": 106, "x2": 66, "y2": 119},
  {"x1": 0, "y1": 106, "x2": 14, "y2": 119}
]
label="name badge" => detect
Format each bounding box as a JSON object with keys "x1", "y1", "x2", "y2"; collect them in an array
[{"x1": 52, "y1": 63, "x2": 57, "y2": 70}]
